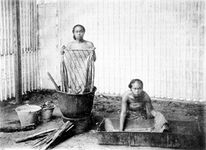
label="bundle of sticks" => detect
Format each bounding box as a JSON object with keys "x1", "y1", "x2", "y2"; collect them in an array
[{"x1": 15, "y1": 121, "x2": 74, "y2": 150}]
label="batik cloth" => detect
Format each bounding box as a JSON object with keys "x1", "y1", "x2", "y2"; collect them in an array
[{"x1": 60, "y1": 49, "x2": 95, "y2": 94}]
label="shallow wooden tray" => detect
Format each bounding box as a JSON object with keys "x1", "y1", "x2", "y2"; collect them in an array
[{"x1": 96, "y1": 118, "x2": 203, "y2": 149}]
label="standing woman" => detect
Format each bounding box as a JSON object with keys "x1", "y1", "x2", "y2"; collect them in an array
[{"x1": 60, "y1": 24, "x2": 96, "y2": 93}]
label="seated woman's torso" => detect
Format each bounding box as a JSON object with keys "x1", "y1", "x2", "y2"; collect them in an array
[
  {"x1": 127, "y1": 91, "x2": 146, "y2": 111},
  {"x1": 126, "y1": 91, "x2": 147, "y2": 119}
]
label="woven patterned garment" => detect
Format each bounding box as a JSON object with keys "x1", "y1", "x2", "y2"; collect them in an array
[
  {"x1": 60, "y1": 50, "x2": 95, "y2": 94},
  {"x1": 126, "y1": 110, "x2": 168, "y2": 132}
]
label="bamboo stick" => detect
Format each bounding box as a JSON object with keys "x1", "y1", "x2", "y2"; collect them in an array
[
  {"x1": 32, "y1": 136, "x2": 47, "y2": 147},
  {"x1": 47, "y1": 72, "x2": 60, "y2": 90},
  {"x1": 15, "y1": 128, "x2": 57, "y2": 143},
  {"x1": 0, "y1": 124, "x2": 36, "y2": 132},
  {"x1": 33, "y1": 132, "x2": 55, "y2": 148},
  {"x1": 40, "y1": 122, "x2": 73, "y2": 150}
]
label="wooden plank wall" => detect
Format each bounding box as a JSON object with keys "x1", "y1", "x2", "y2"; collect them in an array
[
  {"x1": 19, "y1": 0, "x2": 40, "y2": 95},
  {"x1": 55, "y1": 0, "x2": 205, "y2": 101},
  {"x1": 1, "y1": 0, "x2": 204, "y2": 101},
  {"x1": 0, "y1": 0, "x2": 15, "y2": 101},
  {"x1": 0, "y1": 0, "x2": 40, "y2": 101}
]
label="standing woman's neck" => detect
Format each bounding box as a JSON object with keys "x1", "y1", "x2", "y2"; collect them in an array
[{"x1": 76, "y1": 39, "x2": 84, "y2": 43}]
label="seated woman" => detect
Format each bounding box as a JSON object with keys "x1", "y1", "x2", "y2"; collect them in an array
[{"x1": 120, "y1": 79, "x2": 169, "y2": 132}]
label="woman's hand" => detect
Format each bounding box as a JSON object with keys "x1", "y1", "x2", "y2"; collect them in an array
[
  {"x1": 92, "y1": 49, "x2": 96, "y2": 61},
  {"x1": 60, "y1": 45, "x2": 66, "y2": 55},
  {"x1": 88, "y1": 47, "x2": 96, "y2": 61}
]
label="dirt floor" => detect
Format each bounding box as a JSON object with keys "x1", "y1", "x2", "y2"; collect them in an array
[{"x1": 0, "y1": 90, "x2": 206, "y2": 150}]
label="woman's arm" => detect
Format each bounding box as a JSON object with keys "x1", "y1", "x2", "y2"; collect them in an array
[
  {"x1": 120, "y1": 94, "x2": 128, "y2": 131},
  {"x1": 144, "y1": 94, "x2": 154, "y2": 119},
  {"x1": 60, "y1": 42, "x2": 72, "y2": 55}
]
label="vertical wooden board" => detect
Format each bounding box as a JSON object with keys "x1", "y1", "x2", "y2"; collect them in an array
[
  {"x1": 30, "y1": 0, "x2": 33, "y2": 91},
  {"x1": 5, "y1": 0, "x2": 8, "y2": 97},
  {"x1": 15, "y1": 0, "x2": 22, "y2": 103},
  {"x1": 27, "y1": 0, "x2": 31, "y2": 92},
  {"x1": 203, "y1": 1, "x2": 206, "y2": 101},
  {"x1": 8, "y1": 0, "x2": 12, "y2": 98},
  {"x1": 3, "y1": 0, "x2": 6, "y2": 99},
  {"x1": 11, "y1": 0, "x2": 16, "y2": 98},
  {"x1": 20, "y1": 0, "x2": 25, "y2": 93},
  {"x1": 0, "y1": 0, "x2": 2, "y2": 55}
]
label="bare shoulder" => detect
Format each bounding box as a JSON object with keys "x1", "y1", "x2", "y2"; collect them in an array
[
  {"x1": 85, "y1": 41, "x2": 94, "y2": 47},
  {"x1": 143, "y1": 91, "x2": 151, "y2": 101},
  {"x1": 85, "y1": 40, "x2": 95, "y2": 50},
  {"x1": 122, "y1": 90, "x2": 133, "y2": 101}
]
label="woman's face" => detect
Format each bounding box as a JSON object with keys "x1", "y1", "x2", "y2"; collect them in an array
[
  {"x1": 131, "y1": 81, "x2": 143, "y2": 97},
  {"x1": 73, "y1": 26, "x2": 85, "y2": 40}
]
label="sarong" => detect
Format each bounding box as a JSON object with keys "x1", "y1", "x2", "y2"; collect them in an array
[
  {"x1": 60, "y1": 49, "x2": 95, "y2": 94},
  {"x1": 125, "y1": 110, "x2": 168, "y2": 132}
]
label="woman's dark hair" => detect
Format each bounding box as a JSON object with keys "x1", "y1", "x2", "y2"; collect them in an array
[
  {"x1": 72, "y1": 24, "x2": 86, "y2": 40},
  {"x1": 128, "y1": 79, "x2": 143, "y2": 89}
]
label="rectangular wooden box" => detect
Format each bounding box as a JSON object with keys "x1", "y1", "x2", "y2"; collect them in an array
[{"x1": 96, "y1": 118, "x2": 204, "y2": 149}]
